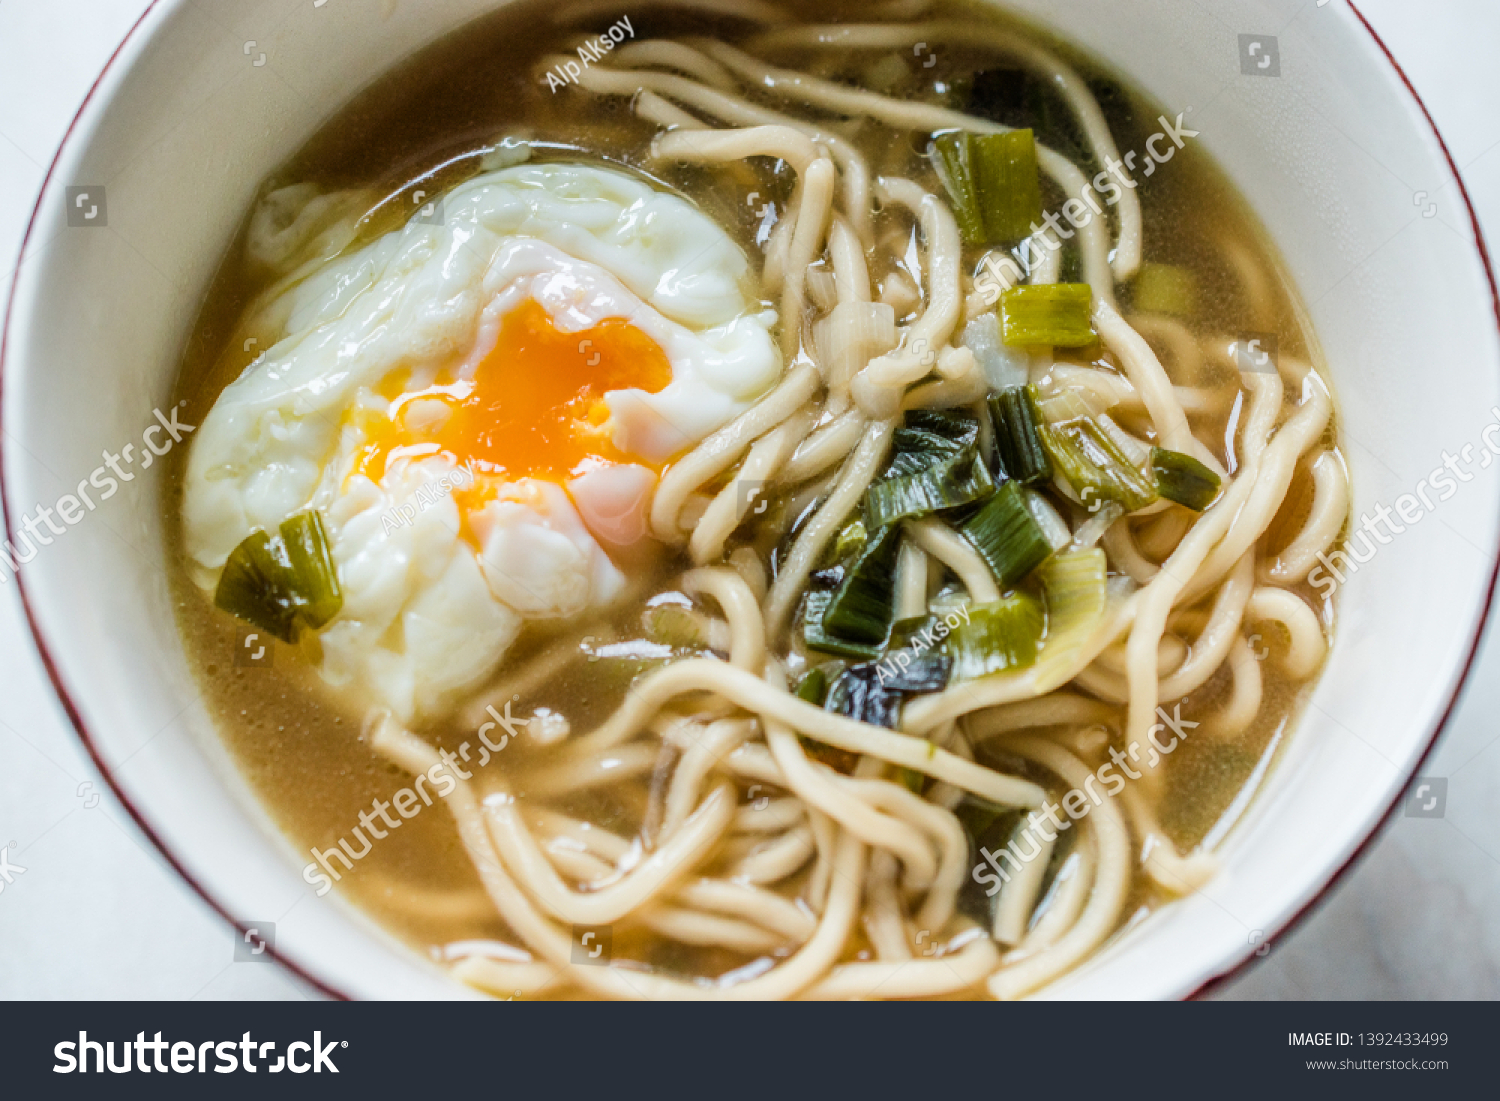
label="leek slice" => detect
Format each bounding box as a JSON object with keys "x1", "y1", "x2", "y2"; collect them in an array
[
  {"x1": 802, "y1": 591, "x2": 884, "y2": 661},
  {"x1": 824, "y1": 664, "x2": 902, "y2": 729},
  {"x1": 1151, "y1": 447, "x2": 1222, "y2": 511},
  {"x1": 930, "y1": 131, "x2": 1043, "y2": 245},
  {"x1": 947, "y1": 592, "x2": 1044, "y2": 680},
  {"x1": 215, "y1": 509, "x2": 343, "y2": 643},
  {"x1": 795, "y1": 666, "x2": 830, "y2": 706},
  {"x1": 988, "y1": 386, "x2": 1052, "y2": 486},
  {"x1": 1039, "y1": 416, "x2": 1158, "y2": 512},
  {"x1": 822, "y1": 524, "x2": 901, "y2": 644},
  {"x1": 1032, "y1": 548, "x2": 1108, "y2": 691},
  {"x1": 960, "y1": 481, "x2": 1054, "y2": 589},
  {"x1": 1000, "y1": 284, "x2": 1095, "y2": 347},
  {"x1": 864, "y1": 444, "x2": 994, "y2": 529}
]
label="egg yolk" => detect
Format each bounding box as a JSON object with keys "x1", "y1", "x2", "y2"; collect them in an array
[{"x1": 351, "y1": 298, "x2": 674, "y2": 492}]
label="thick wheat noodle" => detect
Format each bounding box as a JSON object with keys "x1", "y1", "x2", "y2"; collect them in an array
[
  {"x1": 1177, "y1": 369, "x2": 1332, "y2": 608},
  {"x1": 1092, "y1": 634, "x2": 1188, "y2": 678},
  {"x1": 902, "y1": 364, "x2": 988, "y2": 411},
  {"x1": 660, "y1": 718, "x2": 756, "y2": 838},
  {"x1": 835, "y1": 771, "x2": 968, "y2": 934},
  {"x1": 986, "y1": 738, "x2": 1132, "y2": 999},
  {"x1": 690, "y1": 417, "x2": 808, "y2": 564},
  {"x1": 733, "y1": 797, "x2": 804, "y2": 833},
  {"x1": 904, "y1": 517, "x2": 1001, "y2": 604},
  {"x1": 965, "y1": 694, "x2": 1120, "y2": 740},
  {"x1": 1262, "y1": 450, "x2": 1349, "y2": 584},
  {"x1": 454, "y1": 956, "x2": 569, "y2": 997},
  {"x1": 863, "y1": 850, "x2": 913, "y2": 960},
  {"x1": 993, "y1": 827, "x2": 1056, "y2": 946},
  {"x1": 763, "y1": 417, "x2": 896, "y2": 636},
  {"x1": 685, "y1": 568, "x2": 767, "y2": 671},
  {"x1": 1020, "y1": 849, "x2": 1093, "y2": 953},
  {"x1": 1084, "y1": 552, "x2": 1255, "y2": 704},
  {"x1": 895, "y1": 538, "x2": 930, "y2": 619},
  {"x1": 724, "y1": 741, "x2": 786, "y2": 787},
  {"x1": 776, "y1": 409, "x2": 866, "y2": 485},
  {"x1": 902, "y1": 596, "x2": 1136, "y2": 733},
  {"x1": 1118, "y1": 370, "x2": 1289, "y2": 750},
  {"x1": 642, "y1": 906, "x2": 791, "y2": 953},
  {"x1": 520, "y1": 742, "x2": 659, "y2": 796},
  {"x1": 829, "y1": 216, "x2": 871, "y2": 303},
  {"x1": 1215, "y1": 633, "x2": 1264, "y2": 737},
  {"x1": 612, "y1": 39, "x2": 740, "y2": 89},
  {"x1": 851, "y1": 179, "x2": 963, "y2": 416},
  {"x1": 806, "y1": 929, "x2": 1001, "y2": 999},
  {"x1": 1115, "y1": 779, "x2": 1217, "y2": 894},
  {"x1": 527, "y1": 808, "x2": 815, "y2": 938},
  {"x1": 651, "y1": 364, "x2": 819, "y2": 543},
  {"x1": 783, "y1": 157, "x2": 839, "y2": 354},
  {"x1": 562, "y1": 59, "x2": 873, "y2": 240},
  {"x1": 634, "y1": 88, "x2": 711, "y2": 129},
  {"x1": 761, "y1": 718, "x2": 940, "y2": 886},
  {"x1": 1093, "y1": 296, "x2": 1204, "y2": 462},
  {"x1": 694, "y1": 38, "x2": 1116, "y2": 294},
  {"x1": 1245, "y1": 587, "x2": 1326, "y2": 678},
  {"x1": 482, "y1": 777, "x2": 735, "y2": 924},
  {"x1": 746, "y1": 21, "x2": 1142, "y2": 279},
  {"x1": 804, "y1": 808, "x2": 836, "y2": 913},
  {"x1": 727, "y1": 822, "x2": 816, "y2": 882}
]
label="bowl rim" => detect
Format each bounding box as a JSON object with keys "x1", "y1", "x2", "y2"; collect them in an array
[{"x1": 2, "y1": 0, "x2": 1496, "y2": 1003}]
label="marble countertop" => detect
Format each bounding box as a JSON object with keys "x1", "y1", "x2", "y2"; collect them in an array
[{"x1": 1, "y1": 0, "x2": 1497, "y2": 1000}]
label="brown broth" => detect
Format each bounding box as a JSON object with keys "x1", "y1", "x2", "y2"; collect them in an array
[{"x1": 163, "y1": 0, "x2": 1340, "y2": 994}]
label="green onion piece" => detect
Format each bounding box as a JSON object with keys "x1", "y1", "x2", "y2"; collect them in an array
[
  {"x1": 644, "y1": 603, "x2": 705, "y2": 649},
  {"x1": 864, "y1": 445, "x2": 995, "y2": 529},
  {"x1": 1151, "y1": 447, "x2": 1221, "y2": 511},
  {"x1": 824, "y1": 665, "x2": 901, "y2": 729},
  {"x1": 1000, "y1": 284, "x2": 1095, "y2": 347},
  {"x1": 1132, "y1": 262, "x2": 1199, "y2": 318},
  {"x1": 872, "y1": 651, "x2": 953, "y2": 694},
  {"x1": 214, "y1": 530, "x2": 300, "y2": 643},
  {"x1": 1032, "y1": 548, "x2": 1108, "y2": 692},
  {"x1": 929, "y1": 133, "x2": 986, "y2": 245},
  {"x1": 278, "y1": 509, "x2": 342, "y2": 630},
  {"x1": 956, "y1": 795, "x2": 1016, "y2": 843},
  {"x1": 904, "y1": 408, "x2": 981, "y2": 445},
  {"x1": 1039, "y1": 417, "x2": 1158, "y2": 512},
  {"x1": 988, "y1": 386, "x2": 1052, "y2": 486},
  {"x1": 821, "y1": 524, "x2": 901, "y2": 644},
  {"x1": 946, "y1": 592, "x2": 1044, "y2": 680},
  {"x1": 971, "y1": 130, "x2": 1043, "y2": 242},
  {"x1": 960, "y1": 481, "x2": 1054, "y2": 589},
  {"x1": 214, "y1": 509, "x2": 343, "y2": 643},
  {"x1": 802, "y1": 591, "x2": 885, "y2": 660},
  {"x1": 895, "y1": 767, "x2": 926, "y2": 794},
  {"x1": 795, "y1": 666, "x2": 829, "y2": 706},
  {"x1": 818, "y1": 517, "x2": 868, "y2": 570}
]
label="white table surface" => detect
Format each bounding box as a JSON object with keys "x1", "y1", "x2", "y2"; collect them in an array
[{"x1": 2, "y1": 0, "x2": 1498, "y2": 1000}]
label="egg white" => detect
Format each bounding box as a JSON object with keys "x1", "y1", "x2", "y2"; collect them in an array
[{"x1": 184, "y1": 161, "x2": 780, "y2": 720}]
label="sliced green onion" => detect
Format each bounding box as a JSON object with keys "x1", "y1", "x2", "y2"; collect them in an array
[
  {"x1": 215, "y1": 509, "x2": 343, "y2": 643},
  {"x1": 864, "y1": 445, "x2": 995, "y2": 529},
  {"x1": 929, "y1": 131, "x2": 1043, "y2": 245},
  {"x1": 802, "y1": 590, "x2": 884, "y2": 660},
  {"x1": 278, "y1": 510, "x2": 342, "y2": 630},
  {"x1": 1032, "y1": 548, "x2": 1108, "y2": 692},
  {"x1": 1000, "y1": 284, "x2": 1095, "y2": 347},
  {"x1": 1132, "y1": 262, "x2": 1199, "y2": 318},
  {"x1": 872, "y1": 651, "x2": 952, "y2": 694},
  {"x1": 1022, "y1": 488, "x2": 1072, "y2": 551},
  {"x1": 1039, "y1": 417, "x2": 1158, "y2": 512},
  {"x1": 895, "y1": 767, "x2": 926, "y2": 794},
  {"x1": 824, "y1": 664, "x2": 901, "y2": 729},
  {"x1": 988, "y1": 386, "x2": 1052, "y2": 486},
  {"x1": 795, "y1": 666, "x2": 830, "y2": 706},
  {"x1": 972, "y1": 130, "x2": 1044, "y2": 243},
  {"x1": 1151, "y1": 447, "x2": 1222, "y2": 511},
  {"x1": 946, "y1": 592, "x2": 1044, "y2": 680},
  {"x1": 644, "y1": 602, "x2": 705, "y2": 649},
  {"x1": 821, "y1": 524, "x2": 901, "y2": 644},
  {"x1": 960, "y1": 481, "x2": 1054, "y2": 590},
  {"x1": 929, "y1": 133, "x2": 986, "y2": 245},
  {"x1": 904, "y1": 408, "x2": 981, "y2": 445}
]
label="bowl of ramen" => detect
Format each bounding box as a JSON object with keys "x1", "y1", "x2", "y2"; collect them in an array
[{"x1": 5, "y1": 0, "x2": 1498, "y2": 1000}]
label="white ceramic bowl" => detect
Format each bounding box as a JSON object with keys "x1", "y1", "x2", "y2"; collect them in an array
[{"x1": 4, "y1": 0, "x2": 1497, "y2": 1000}]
